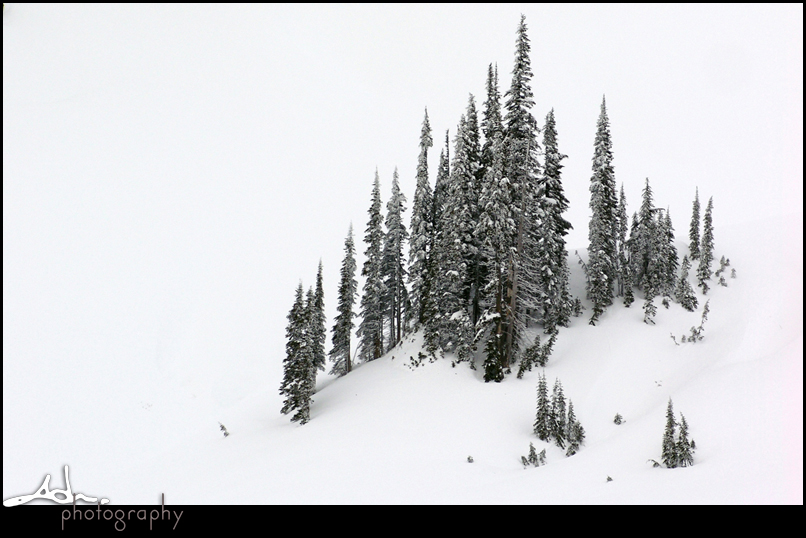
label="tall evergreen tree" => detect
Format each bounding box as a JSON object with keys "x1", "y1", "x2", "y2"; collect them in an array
[
  {"x1": 357, "y1": 171, "x2": 386, "y2": 362},
  {"x1": 656, "y1": 209, "x2": 679, "y2": 302},
  {"x1": 280, "y1": 283, "x2": 315, "y2": 424},
  {"x1": 423, "y1": 132, "x2": 451, "y2": 358},
  {"x1": 697, "y1": 197, "x2": 715, "y2": 295},
  {"x1": 533, "y1": 371, "x2": 551, "y2": 441},
  {"x1": 550, "y1": 378, "x2": 567, "y2": 449},
  {"x1": 502, "y1": 14, "x2": 541, "y2": 364},
  {"x1": 329, "y1": 225, "x2": 358, "y2": 376},
  {"x1": 565, "y1": 399, "x2": 585, "y2": 456},
  {"x1": 662, "y1": 398, "x2": 678, "y2": 468},
  {"x1": 408, "y1": 109, "x2": 434, "y2": 329},
  {"x1": 675, "y1": 255, "x2": 698, "y2": 312},
  {"x1": 677, "y1": 413, "x2": 694, "y2": 467},
  {"x1": 311, "y1": 261, "x2": 327, "y2": 372},
  {"x1": 433, "y1": 113, "x2": 476, "y2": 363},
  {"x1": 382, "y1": 167, "x2": 409, "y2": 350},
  {"x1": 535, "y1": 108, "x2": 572, "y2": 331},
  {"x1": 586, "y1": 96, "x2": 618, "y2": 325},
  {"x1": 478, "y1": 130, "x2": 513, "y2": 382},
  {"x1": 689, "y1": 187, "x2": 701, "y2": 260},
  {"x1": 616, "y1": 183, "x2": 629, "y2": 298}
]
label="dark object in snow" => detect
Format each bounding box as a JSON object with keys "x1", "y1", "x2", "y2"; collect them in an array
[
  {"x1": 606, "y1": 476, "x2": 613, "y2": 482},
  {"x1": 219, "y1": 422, "x2": 229, "y2": 438},
  {"x1": 467, "y1": 456, "x2": 474, "y2": 463},
  {"x1": 614, "y1": 413, "x2": 623, "y2": 425}
]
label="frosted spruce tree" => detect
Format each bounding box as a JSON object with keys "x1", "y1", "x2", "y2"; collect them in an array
[
  {"x1": 381, "y1": 167, "x2": 409, "y2": 350},
  {"x1": 502, "y1": 14, "x2": 541, "y2": 365},
  {"x1": 697, "y1": 197, "x2": 715, "y2": 295},
  {"x1": 408, "y1": 109, "x2": 434, "y2": 329},
  {"x1": 311, "y1": 261, "x2": 327, "y2": 372},
  {"x1": 535, "y1": 108, "x2": 572, "y2": 332},
  {"x1": 676, "y1": 413, "x2": 694, "y2": 467},
  {"x1": 586, "y1": 96, "x2": 618, "y2": 325},
  {"x1": 675, "y1": 255, "x2": 699, "y2": 312},
  {"x1": 616, "y1": 183, "x2": 629, "y2": 298},
  {"x1": 550, "y1": 378, "x2": 568, "y2": 449},
  {"x1": 423, "y1": 132, "x2": 451, "y2": 359},
  {"x1": 658, "y1": 209, "x2": 679, "y2": 304},
  {"x1": 280, "y1": 283, "x2": 315, "y2": 425},
  {"x1": 565, "y1": 399, "x2": 585, "y2": 457},
  {"x1": 661, "y1": 398, "x2": 678, "y2": 468},
  {"x1": 329, "y1": 225, "x2": 358, "y2": 376},
  {"x1": 689, "y1": 187, "x2": 701, "y2": 260},
  {"x1": 432, "y1": 114, "x2": 475, "y2": 363},
  {"x1": 357, "y1": 171, "x2": 386, "y2": 362},
  {"x1": 533, "y1": 371, "x2": 551, "y2": 441}
]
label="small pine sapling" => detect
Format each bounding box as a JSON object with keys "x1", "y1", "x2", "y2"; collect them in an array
[
  {"x1": 614, "y1": 413, "x2": 623, "y2": 425},
  {"x1": 676, "y1": 414, "x2": 694, "y2": 467},
  {"x1": 219, "y1": 422, "x2": 229, "y2": 438},
  {"x1": 731, "y1": 268, "x2": 737, "y2": 279},
  {"x1": 687, "y1": 299, "x2": 710, "y2": 343}
]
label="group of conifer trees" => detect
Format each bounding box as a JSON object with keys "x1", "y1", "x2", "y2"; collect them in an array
[
  {"x1": 348, "y1": 14, "x2": 575, "y2": 384},
  {"x1": 533, "y1": 373, "x2": 586, "y2": 457},
  {"x1": 585, "y1": 169, "x2": 718, "y2": 327},
  {"x1": 279, "y1": 14, "x2": 722, "y2": 424}
]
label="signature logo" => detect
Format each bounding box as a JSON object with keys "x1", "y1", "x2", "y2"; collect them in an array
[{"x1": 3, "y1": 465, "x2": 109, "y2": 507}]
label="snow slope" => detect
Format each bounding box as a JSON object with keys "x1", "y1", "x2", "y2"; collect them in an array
[{"x1": 3, "y1": 4, "x2": 802, "y2": 505}]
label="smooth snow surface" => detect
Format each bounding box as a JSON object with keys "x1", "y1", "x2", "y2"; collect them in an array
[{"x1": 3, "y1": 4, "x2": 802, "y2": 504}]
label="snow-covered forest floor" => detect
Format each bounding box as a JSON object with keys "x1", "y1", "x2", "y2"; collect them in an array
[{"x1": 3, "y1": 4, "x2": 802, "y2": 504}]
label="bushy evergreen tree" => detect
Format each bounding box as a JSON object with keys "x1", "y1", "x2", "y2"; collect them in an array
[
  {"x1": 689, "y1": 187, "x2": 700, "y2": 260},
  {"x1": 659, "y1": 209, "x2": 679, "y2": 300},
  {"x1": 533, "y1": 371, "x2": 551, "y2": 441},
  {"x1": 586, "y1": 97, "x2": 618, "y2": 325},
  {"x1": 311, "y1": 261, "x2": 327, "y2": 372},
  {"x1": 697, "y1": 197, "x2": 715, "y2": 294},
  {"x1": 423, "y1": 133, "x2": 451, "y2": 359},
  {"x1": 502, "y1": 14, "x2": 541, "y2": 365},
  {"x1": 381, "y1": 167, "x2": 409, "y2": 350},
  {"x1": 550, "y1": 378, "x2": 567, "y2": 449},
  {"x1": 565, "y1": 400, "x2": 585, "y2": 456},
  {"x1": 616, "y1": 183, "x2": 629, "y2": 298},
  {"x1": 408, "y1": 109, "x2": 434, "y2": 329},
  {"x1": 677, "y1": 413, "x2": 694, "y2": 467},
  {"x1": 535, "y1": 108, "x2": 572, "y2": 332},
  {"x1": 661, "y1": 398, "x2": 678, "y2": 468},
  {"x1": 357, "y1": 171, "x2": 386, "y2": 362},
  {"x1": 675, "y1": 255, "x2": 698, "y2": 312},
  {"x1": 329, "y1": 225, "x2": 358, "y2": 376},
  {"x1": 280, "y1": 283, "x2": 315, "y2": 424}
]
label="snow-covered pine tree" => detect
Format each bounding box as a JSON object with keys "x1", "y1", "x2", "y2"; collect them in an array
[
  {"x1": 381, "y1": 167, "x2": 409, "y2": 350},
  {"x1": 565, "y1": 399, "x2": 585, "y2": 456},
  {"x1": 631, "y1": 178, "x2": 656, "y2": 288},
  {"x1": 697, "y1": 197, "x2": 715, "y2": 294},
  {"x1": 460, "y1": 95, "x2": 485, "y2": 329},
  {"x1": 423, "y1": 132, "x2": 451, "y2": 359},
  {"x1": 502, "y1": 14, "x2": 541, "y2": 363},
  {"x1": 586, "y1": 96, "x2": 618, "y2": 325},
  {"x1": 675, "y1": 255, "x2": 698, "y2": 312},
  {"x1": 311, "y1": 261, "x2": 327, "y2": 372},
  {"x1": 477, "y1": 63, "x2": 513, "y2": 382},
  {"x1": 280, "y1": 283, "x2": 315, "y2": 424},
  {"x1": 357, "y1": 171, "x2": 386, "y2": 362},
  {"x1": 550, "y1": 378, "x2": 567, "y2": 449},
  {"x1": 533, "y1": 371, "x2": 551, "y2": 441},
  {"x1": 478, "y1": 129, "x2": 513, "y2": 382},
  {"x1": 661, "y1": 398, "x2": 678, "y2": 468},
  {"x1": 329, "y1": 225, "x2": 358, "y2": 376},
  {"x1": 535, "y1": 108, "x2": 572, "y2": 332},
  {"x1": 677, "y1": 413, "x2": 694, "y2": 467},
  {"x1": 659, "y1": 209, "x2": 679, "y2": 301},
  {"x1": 689, "y1": 187, "x2": 701, "y2": 260},
  {"x1": 408, "y1": 109, "x2": 434, "y2": 330},
  {"x1": 616, "y1": 183, "x2": 629, "y2": 298}
]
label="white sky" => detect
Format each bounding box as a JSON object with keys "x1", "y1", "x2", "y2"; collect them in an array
[{"x1": 3, "y1": 5, "x2": 803, "y2": 499}]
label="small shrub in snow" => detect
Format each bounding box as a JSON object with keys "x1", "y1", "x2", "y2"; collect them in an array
[{"x1": 614, "y1": 413, "x2": 623, "y2": 425}]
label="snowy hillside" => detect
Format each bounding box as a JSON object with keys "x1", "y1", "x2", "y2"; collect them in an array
[{"x1": 3, "y1": 4, "x2": 802, "y2": 505}]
